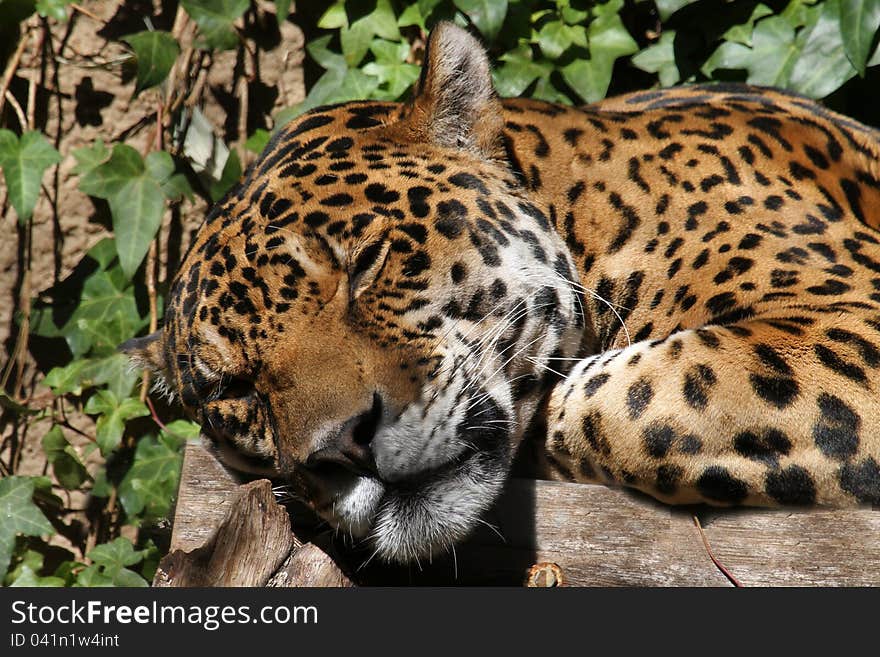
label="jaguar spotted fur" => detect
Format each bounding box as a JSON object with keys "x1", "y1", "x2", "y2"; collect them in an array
[{"x1": 124, "y1": 22, "x2": 880, "y2": 562}]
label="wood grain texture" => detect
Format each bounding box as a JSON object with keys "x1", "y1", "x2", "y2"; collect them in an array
[
  {"x1": 169, "y1": 442, "x2": 242, "y2": 553},
  {"x1": 268, "y1": 543, "x2": 355, "y2": 588},
  {"x1": 169, "y1": 442, "x2": 880, "y2": 586},
  {"x1": 156, "y1": 479, "x2": 296, "y2": 587}
]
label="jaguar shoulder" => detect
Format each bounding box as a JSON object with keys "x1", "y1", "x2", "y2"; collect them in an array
[{"x1": 124, "y1": 22, "x2": 880, "y2": 563}]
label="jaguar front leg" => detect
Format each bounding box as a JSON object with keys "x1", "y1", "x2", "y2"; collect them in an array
[{"x1": 545, "y1": 309, "x2": 880, "y2": 506}]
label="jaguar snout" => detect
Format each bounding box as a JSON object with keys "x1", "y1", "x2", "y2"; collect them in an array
[{"x1": 304, "y1": 392, "x2": 383, "y2": 478}]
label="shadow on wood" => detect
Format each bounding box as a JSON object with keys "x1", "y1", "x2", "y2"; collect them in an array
[{"x1": 157, "y1": 442, "x2": 880, "y2": 587}]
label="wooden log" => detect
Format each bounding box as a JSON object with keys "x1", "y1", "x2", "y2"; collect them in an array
[
  {"x1": 154, "y1": 479, "x2": 296, "y2": 587},
  {"x1": 156, "y1": 445, "x2": 353, "y2": 587},
  {"x1": 168, "y1": 441, "x2": 241, "y2": 554},
  {"x1": 166, "y1": 442, "x2": 880, "y2": 586},
  {"x1": 268, "y1": 543, "x2": 355, "y2": 588}
]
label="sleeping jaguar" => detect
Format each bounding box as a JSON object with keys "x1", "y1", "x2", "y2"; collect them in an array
[{"x1": 124, "y1": 22, "x2": 880, "y2": 563}]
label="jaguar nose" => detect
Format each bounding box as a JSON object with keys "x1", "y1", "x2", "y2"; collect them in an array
[{"x1": 305, "y1": 392, "x2": 382, "y2": 477}]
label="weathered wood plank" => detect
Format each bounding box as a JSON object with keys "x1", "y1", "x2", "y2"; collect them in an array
[
  {"x1": 156, "y1": 479, "x2": 296, "y2": 587},
  {"x1": 698, "y1": 507, "x2": 880, "y2": 586},
  {"x1": 268, "y1": 543, "x2": 355, "y2": 588},
  {"x1": 169, "y1": 442, "x2": 880, "y2": 586},
  {"x1": 169, "y1": 442, "x2": 241, "y2": 553}
]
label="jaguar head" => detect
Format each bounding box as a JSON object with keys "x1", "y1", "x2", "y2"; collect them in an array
[{"x1": 123, "y1": 22, "x2": 583, "y2": 562}]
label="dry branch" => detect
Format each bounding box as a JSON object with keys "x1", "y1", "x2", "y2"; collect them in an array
[{"x1": 154, "y1": 469, "x2": 352, "y2": 587}]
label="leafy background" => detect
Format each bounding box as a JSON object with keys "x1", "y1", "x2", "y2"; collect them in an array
[{"x1": 1, "y1": 0, "x2": 879, "y2": 586}]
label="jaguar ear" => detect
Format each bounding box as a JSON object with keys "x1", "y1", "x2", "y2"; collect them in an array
[
  {"x1": 119, "y1": 331, "x2": 166, "y2": 377},
  {"x1": 349, "y1": 237, "x2": 391, "y2": 300},
  {"x1": 406, "y1": 21, "x2": 504, "y2": 160}
]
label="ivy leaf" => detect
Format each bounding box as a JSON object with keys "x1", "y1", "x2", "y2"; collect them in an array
[
  {"x1": 84, "y1": 537, "x2": 149, "y2": 587},
  {"x1": 5, "y1": 549, "x2": 67, "y2": 587},
  {"x1": 318, "y1": 1, "x2": 347, "y2": 29},
  {"x1": 631, "y1": 31, "x2": 681, "y2": 87},
  {"x1": 78, "y1": 143, "x2": 144, "y2": 199},
  {"x1": 78, "y1": 145, "x2": 167, "y2": 277},
  {"x1": 145, "y1": 150, "x2": 175, "y2": 183},
  {"x1": 36, "y1": 0, "x2": 72, "y2": 21},
  {"x1": 0, "y1": 476, "x2": 55, "y2": 580},
  {"x1": 722, "y1": 3, "x2": 774, "y2": 45},
  {"x1": 363, "y1": 42, "x2": 420, "y2": 100},
  {"x1": 494, "y1": 46, "x2": 552, "y2": 97},
  {"x1": 536, "y1": 20, "x2": 572, "y2": 60},
  {"x1": 340, "y1": 22, "x2": 374, "y2": 68},
  {"x1": 110, "y1": 175, "x2": 164, "y2": 278},
  {"x1": 44, "y1": 360, "x2": 90, "y2": 395},
  {"x1": 41, "y1": 426, "x2": 90, "y2": 490},
  {"x1": 454, "y1": 0, "x2": 507, "y2": 41},
  {"x1": 561, "y1": 6, "x2": 637, "y2": 103},
  {"x1": 88, "y1": 537, "x2": 145, "y2": 568},
  {"x1": 275, "y1": 0, "x2": 291, "y2": 25},
  {"x1": 789, "y1": 0, "x2": 856, "y2": 98},
  {"x1": 66, "y1": 262, "x2": 146, "y2": 358},
  {"x1": 397, "y1": 3, "x2": 427, "y2": 29},
  {"x1": 284, "y1": 37, "x2": 380, "y2": 120},
  {"x1": 6, "y1": 550, "x2": 68, "y2": 587},
  {"x1": 5, "y1": 548, "x2": 44, "y2": 584},
  {"x1": 531, "y1": 76, "x2": 572, "y2": 105},
  {"x1": 0, "y1": 390, "x2": 37, "y2": 416},
  {"x1": 91, "y1": 467, "x2": 112, "y2": 498},
  {"x1": 340, "y1": 0, "x2": 400, "y2": 67},
  {"x1": 74, "y1": 564, "x2": 114, "y2": 587},
  {"x1": 245, "y1": 129, "x2": 270, "y2": 154},
  {"x1": 840, "y1": 0, "x2": 880, "y2": 75},
  {"x1": 119, "y1": 433, "x2": 183, "y2": 519},
  {"x1": 0, "y1": 130, "x2": 61, "y2": 224},
  {"x1": 162, "y1": 419, "x2": 202, "y2": 443},
  {"x1": 742, "y1": 16, "x2": 799, "y2": 87},
  {"x1": 9, "y1": 565, "x2": 65, "y2": 587},
  {"x1": 654, "y1": 0, "x2": 700, "y2": 21},
  {"x1": 44, "y1": 354, "x2": 141, "y2": 400},
  {"x1": 72, "y1": 139, "x2": 111, "y2": 176},
  {"x1": 307, "y1": 34, "x2": 347, "y2": 73},
  {"x1": 702, "y1": 40, "x2": 752, "y2": 78},
  {"x1": 85, "y1": 390, "x2": 150, "y2": 455},
  {"x1": 162, "y1": 173, "x2": 194, "y2": 202},
  {"x1": 123, "y1": 31, "x2": 180, "y2": 93},
  {"x1": 181, "y1": 0, "x2": 249, "y2": 50},
  {"x1": 870, "y1": 40, "x2": 880, "y2": 66},
  {"x1": 208, "y1": 148, "x2": 242, "y2": 202}
]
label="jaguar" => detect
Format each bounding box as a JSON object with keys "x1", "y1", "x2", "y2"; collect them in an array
[{"x1": 124, "y1": 22, "x2": 880, "y2": 563}]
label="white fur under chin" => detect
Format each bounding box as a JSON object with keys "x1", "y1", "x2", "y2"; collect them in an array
[
  {"x1": 373, "y1": 453, "x2": 506, "y2": 563},
  {"x1": 322, "y1": 450, "x2": 507, "y2": 563},
  {"x1": 323, "y1": 476, "x2": 386, "y2": 538}
]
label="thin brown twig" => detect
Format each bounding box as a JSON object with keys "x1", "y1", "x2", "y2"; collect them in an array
[
  {"x1": 3, "y1": 91, "x2": 27, "y2": 129},
  {"x1": 146, "y1": 396, "x2": 167, "y2": 432},
  {"x1": 140, "y1": 237, "x2": 158, "y2": 402},
  {"x1": 182, "y1": 57, "x2": 209, "y2": 109},
  {"x1": 26, "y1": 75, "x2": 36, "y2": 130},
  {"x1": 236, "y1": 73, "x2": 249, "y2": 163},
  {"x1": 11, "y1": 25, "x2": 47, "y2": 400},
  {"x1": 10, "y1": 267, "x2": 30, "y2": 399},
  {"x1": 69, "y1": 3, "x2": 107, "y2": 24},
  {"x1": 139, "y1": 105, "x2": 163, "y2": 403},
  {"x1": 164, "y1": 8, "x2": 192, "y2": 111},
  {"x1": 0, "y1": 24, "x2": 30, "y2": 118},
  {"x1": 693, "y1": 515, "x2": 743, "y2": 587}
]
